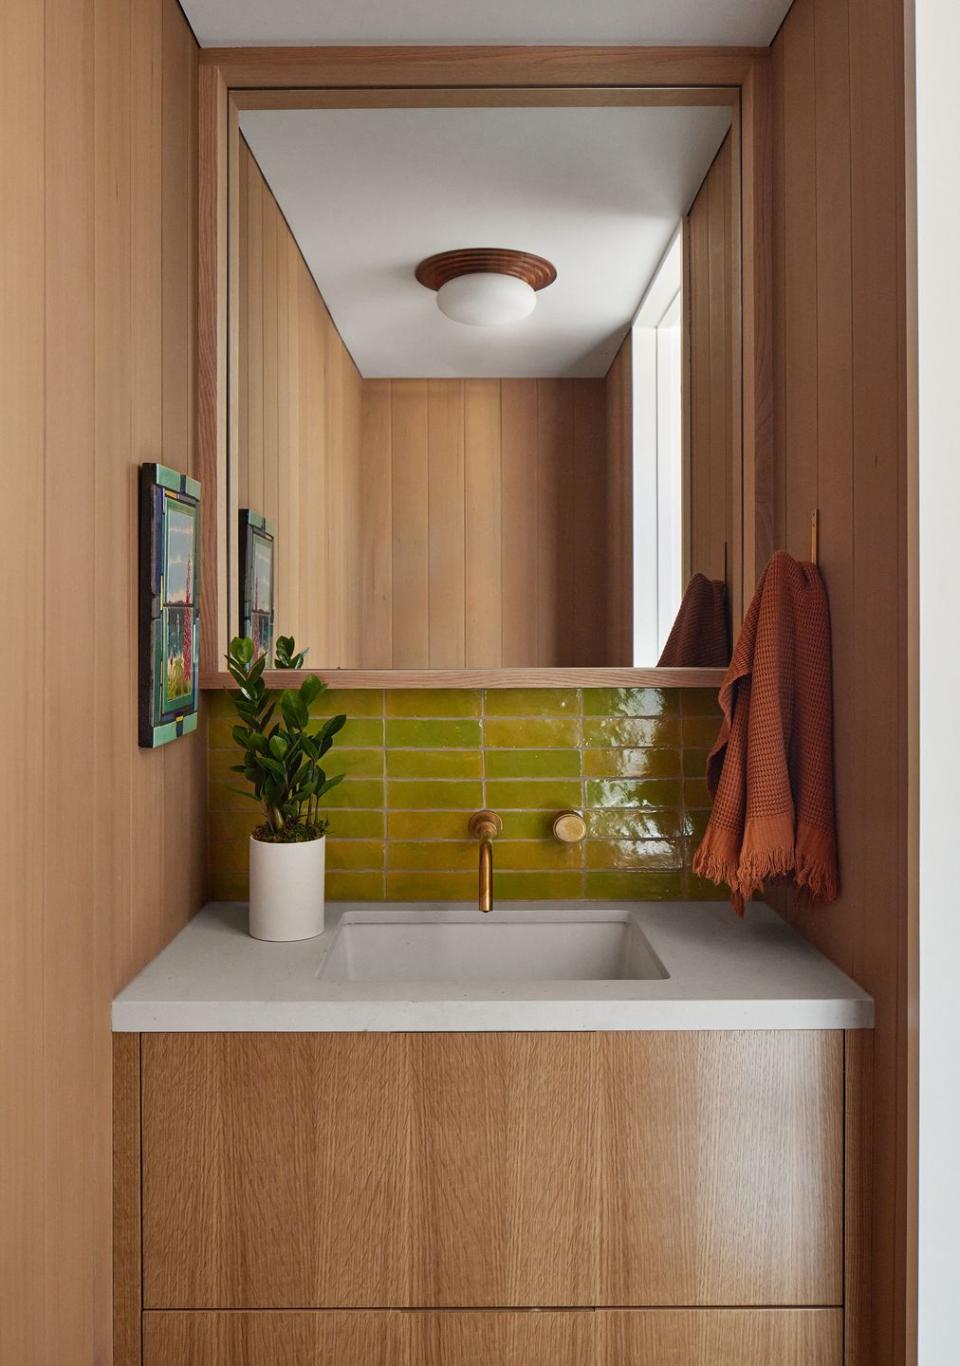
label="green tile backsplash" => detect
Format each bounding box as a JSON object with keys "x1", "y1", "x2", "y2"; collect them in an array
[{"x1": 207, "y1": 687, "x2": 724, "y2": 902}]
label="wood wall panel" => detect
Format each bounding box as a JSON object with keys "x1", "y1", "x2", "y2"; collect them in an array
[
  {"x1": 237, "y1": 139, "x2": 363, "y2": 663},
  {"x1": 0, "y1": 1, "x2": 204, "y2": 1362},
  {"x1": 360, "y1": 378, "x2": 611, "y2": 669},
  {"x1": 686, "y1": 130, "x2": 740, "y2": 622},
  {"x1": 766, "y1": 1, "x2": 909, "y2": 1361},
  {"x1": 605, "y1": 334, "x2": 632, "y2": 663}
]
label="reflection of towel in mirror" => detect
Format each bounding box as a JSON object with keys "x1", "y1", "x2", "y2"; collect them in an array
[
  {"x1": 657, "y1": 574, "x2": 730, "y2": 667},
  {"x1": 692, "y1": 551, "x2": 839, "y2": 915}
]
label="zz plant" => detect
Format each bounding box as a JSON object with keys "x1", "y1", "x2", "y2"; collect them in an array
[{"x1": 226, "y1": 636, "x2": 346, "y2": 842}]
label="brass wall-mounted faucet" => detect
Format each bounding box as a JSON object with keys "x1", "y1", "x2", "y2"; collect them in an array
[{"x1": 468, "y1": 810, "x2": 503, "y2": 913}]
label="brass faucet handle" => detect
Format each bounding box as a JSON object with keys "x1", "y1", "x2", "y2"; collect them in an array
[
  {"x1": 468, "y1": 809, "x2": 503, "y2": 840},
  {"x1": 553, "y1": 809, "x2": 586, "y2": 844}
]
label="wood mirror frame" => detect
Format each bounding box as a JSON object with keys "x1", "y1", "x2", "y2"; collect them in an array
[{"x1": 197, "y1": 46, "x2": 775, "y2": 689}]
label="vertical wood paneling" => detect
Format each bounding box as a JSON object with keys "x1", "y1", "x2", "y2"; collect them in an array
[
  {"x1": 573, "y1": 381, "x2": 609, "y2": 663},
  {"x1": 427, "y1": 380, "x2": 466, "y2": 666},
  {"x1": 360, "y1": 381, "x2": 394, "y2": 667},
  {"x1": 500, "y1": 380, "x2": 540, "y2": 665},
  {"x1": 391, "y1": 382, "x2": 430, "y2": 668},
  {"x1": 0, "y1": 0, "x2": 204, "y2": 1360},
  {"x1": 463, "y1": 380, "x2": 503, "y2": 666},
  {"x1": 605, "y1": 336, "x2": 633, "y2": 664},
  {"x1": 768, "y1": 1, "x2": 909, "y2": 1360},
  {"x1": 261, "y1": 189, "x2": 279, "y2": 530}
]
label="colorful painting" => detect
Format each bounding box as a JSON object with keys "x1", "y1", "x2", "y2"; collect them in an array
[
  {"x1": 139, "y1": 464, "x2": 201, "y2": 748},
  {"x1": 239, "y1": 509, "x2": 275, "y2": 664}
]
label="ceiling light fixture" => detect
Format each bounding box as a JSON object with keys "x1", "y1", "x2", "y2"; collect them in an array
[{"x1": 415, "y1": 249, "x2": 557, "y2": 327}]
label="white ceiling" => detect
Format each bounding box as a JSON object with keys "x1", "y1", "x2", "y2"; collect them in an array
[
  {"x1": 240, "y1": 105, "x2": 733, "y2": 378},
  {"x1": 183, "y1": 0, "x2": 791, "y2": 48}
]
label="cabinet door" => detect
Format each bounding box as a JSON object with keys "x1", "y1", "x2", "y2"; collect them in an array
[
  {"x1": 599, "y1": 1309, "x2": 842, "y2": 1364},
  {"x1": 599, "y1": 1031, "x2": 843, "y2": 1306},
  {"x1": 142, "y1": 1034, "x2": 415, "y2": 1308},
  {"x1": 143, "y1": 1311, "x2": 414, "y2": 1366}
]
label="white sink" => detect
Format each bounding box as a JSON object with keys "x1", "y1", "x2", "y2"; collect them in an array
[{"x1": 316, "y1": 908, "x2": 669, "y2": 983}]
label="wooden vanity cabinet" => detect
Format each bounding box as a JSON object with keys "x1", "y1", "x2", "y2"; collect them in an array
[{"x1": 116, "y1": 1031, "x2": 848, "y2": 1365}]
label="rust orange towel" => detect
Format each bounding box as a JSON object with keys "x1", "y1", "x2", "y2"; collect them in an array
[
  {"x1": 692, "y1": 550, "x2": 839, "y2": 914},
  {"x1": 657, "y1": 573, "x2": 730, "y2": 667}
]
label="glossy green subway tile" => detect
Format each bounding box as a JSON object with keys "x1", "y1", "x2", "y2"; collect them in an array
[
  {"x1": 484, "y1": 748, "x2": 581, "y2": 779},
  {"x1": 485, "y1": 779, "x2": 583, "y2": 810},
  {"x1": 387, "y1": 841, "x2": 477, "y2": 871},
  {"x1": 308, "y1": 689, "x2": 383, "y2": 718},
  {"x1": 207, "y1": 780, "x2": 255, "y2": 813},
  {"x1": 585, "y1": 839, "x2": 683, "y2": 871},
  {"x1": 582, "y1": 716, "x2": 681, "y2": 748},
  {"x1": 498, "y1": 811, "x2": 558, "y2": 839},
  {"x1": 585, "y1": 870, "x2": 686, "y2": 899},
  {"x1": 206, "y1": 692, "x2": 235, "y2": 719},
  {"x1": 685, "y1": 871, "x2": 731, "y2": 901},
  {"x1": 325, "y1": 840, "x2": 384, "y2": 871},
  {"x1": 387, "y1": 810, "x2": 473, "y2": 840},
  {"x1": 386, "y1": 749, "x2": 483, "y2": 779},
  {"x1": 327, "y1": 778, "x2": 384, "y2": 809},
  {"x1": 385, "y1": 718, "x2": 482, "y2": 748},
  {"x1": 682, "y1": 714, "x2": 723, "y2": 749},
  {"x1": 483, "y1": 688, "x2": 580, "y2": 716},
  {"x1": 582, "y1": 747, "x2": 681, "y2": 779},
  {"x1": 585, "y1": 809, "x2": 687, "y2": 841},
  {"x1": 324, "y1": 809, "x2": 385, "y2": 839},
  {"x1": 208, "y1": 716, "x2": 241, "y2": 749},
  {"x1": 208, "y1": 748, "x2": 244, "y2": 785},
  {"x1": 582, "y1": 687, "x2": 680, "y2": 717},
  {"x1": 328, "y1": 870, "x2": 386, "y2": 901},
  {"x1": 387, "y1": 779, "x2": 483, "y2": 810},
  {"x1": 585, "y1": 778, "x2": 684, "y2": 810},
  {"x1": 495, "y1": 841, "x2": 582, "y2": 871},
  {"x1": 493, "y1": 871, "x2": 584, "y2": 900},
  {"x1": 683, "y1": 777, "x2": 714, "y2": 810},
  {"x1": 330, "y1": 748, "x2": 384, "y2": 777},
  {"x1": 209, "y1": 838, "x2": 250, "y2": 874},
  {"x1": 310, "y1": 717, "x2": 383, "y2": 747},
  {"x1": 209, "y1": 809, "x2": 261, "y2": 842},
  {"x1": 386, "y1": 871, "x2": 477, "y2": 901},
  {"x1": 683, "y1": 809, "x2": 711, "y2": 842},
  {"x1": 386, "y1": 689, "x2": 481, "y2": 718},
  {"x1": 483, "y1": 717, "x2": 580, "y2": 748},
  {"x1": 209, "y1": 869, "x2": 249, "y2": 901},
  {"x1": 682, "y1": 748, "x2": 711, "y2": 779},
  {"x1": 680, "y1": 688, "x2": 723, "y2": 716}
]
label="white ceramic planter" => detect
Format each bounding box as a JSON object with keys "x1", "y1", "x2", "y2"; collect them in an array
[{"x1": 248, "y1": 834, "x2": 326, "y2": 941}]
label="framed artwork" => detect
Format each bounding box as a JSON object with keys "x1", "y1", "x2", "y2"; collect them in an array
[
  {"x1": 239, "y1": 509, "x2": 275, "y2": 663},
  {"x1": 138, "y1": 464, "x2": 201, "y2": 748}
]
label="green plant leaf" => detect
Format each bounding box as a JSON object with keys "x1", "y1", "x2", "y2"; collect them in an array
[{"x1": 269, "y1": 734, "x2": 288, "y2": 760}]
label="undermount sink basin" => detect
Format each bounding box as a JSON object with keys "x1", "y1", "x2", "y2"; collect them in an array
[{"x1": 316, "y1": 908, "x2": 669, "y2": 983}]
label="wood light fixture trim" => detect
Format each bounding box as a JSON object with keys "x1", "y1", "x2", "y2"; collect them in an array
[{"x1": 415, "y1": 248, "x2": 557, "y2": 293}]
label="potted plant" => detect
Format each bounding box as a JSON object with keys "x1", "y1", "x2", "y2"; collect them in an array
[{"x1": 226, "y1": 635, "x2": 346, "y2": 941}]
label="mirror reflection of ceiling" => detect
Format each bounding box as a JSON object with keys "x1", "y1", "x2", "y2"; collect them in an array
[
  {"x1": 239, "y1": 105, "x2": 732, "y2": 377},
  {"x1": 181, "y1": 0, "x2": 792, "y2": 47}
]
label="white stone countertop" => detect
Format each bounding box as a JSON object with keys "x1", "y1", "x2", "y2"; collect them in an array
[{"x1": 112, "y1": 900, "x2": 874, "y2": 1033}]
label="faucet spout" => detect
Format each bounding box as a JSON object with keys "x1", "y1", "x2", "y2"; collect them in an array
[{"x1": 468, "y1": 810, "x2": 503, "y2": 913}]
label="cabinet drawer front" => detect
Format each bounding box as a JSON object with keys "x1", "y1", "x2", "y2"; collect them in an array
[
  {"x1": 143, "y1": 1310, "x2": 842, "y2": 1366},
  {"x1": 141, "y1": 1031, "x2": 841, "y2": 1309}
]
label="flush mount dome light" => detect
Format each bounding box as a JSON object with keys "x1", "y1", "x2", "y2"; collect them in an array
[{"x1": 415, "y1": 249, "x2": 557, "y2": 327}]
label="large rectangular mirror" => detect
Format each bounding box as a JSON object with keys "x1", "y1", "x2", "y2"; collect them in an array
[{"x1": 223, "y1": 90, "x2": 742, "y2": 675}]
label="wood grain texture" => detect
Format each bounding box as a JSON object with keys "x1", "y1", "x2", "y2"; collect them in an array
[
  {"x1": 144, "y1": 1311, "x2": 415, "y2": 1366},
  {"x1": 686, "y1": 130, "x2": 741, "y2": 624},
  {"x1": 600, "y1": 1309, "x2": 842, "y2": 1364},
  {"x1": 113, "y1": 1036, "x2": 142, "y2": 1366},
  {"x1": 141, "y1": 1032, "x2": 841, "y2": 1312},
  {"x1": 234, "y1": 87, "x2": 740, "y2": 112},
  {"x1": 237, "y1": 139, "x2": 363, "y2": 663},
  {"x1": 605, "y1": 335, "x2": 633, "y2": 663},
  {"x1": 198, "y1": 45, "x2": 764, "y2": 89},
  {"x1": 0, "y1": 2, "x2": 205, "y2": 1361},
  {"x1": 200, "y1": 665, "x2": 728, "y2": 690},
  {"x1": 142, "y1": 1308, "x2": 840, "y2": 1365},
  {"x1": 765, "y1": 2, "x2": 910, "y2": 1359},
  {"x1": 600, "y1": 1032, "x2": 843, "y2": 1307}
]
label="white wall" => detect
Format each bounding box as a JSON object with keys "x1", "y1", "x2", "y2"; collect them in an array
[{"x1": 915, "y1": 1, "x2": 960, "y2": 1359}]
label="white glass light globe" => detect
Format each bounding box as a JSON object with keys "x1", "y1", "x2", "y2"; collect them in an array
[{"x1": 436, "y1": 272, "x2": 536, "y2": 326}]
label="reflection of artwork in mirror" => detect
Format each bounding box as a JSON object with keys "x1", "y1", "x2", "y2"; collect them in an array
[
  {"x1": 229, "y1": 97, "x2": 741, "y2": 669},
  {"x1": 138, "y1": 463, "x2": 200, "y2": 748},
  {"x1": 239, "y1": 509, "x2": 275, "y2": 664}
]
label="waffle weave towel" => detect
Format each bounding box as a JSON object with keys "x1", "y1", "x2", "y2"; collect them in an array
[
  {"x1": 693, "y1": 550, "x2": 839, "y2": 914},
  {"x1": 657, "y1": 573, "x2": 730, "y2": 667}
]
